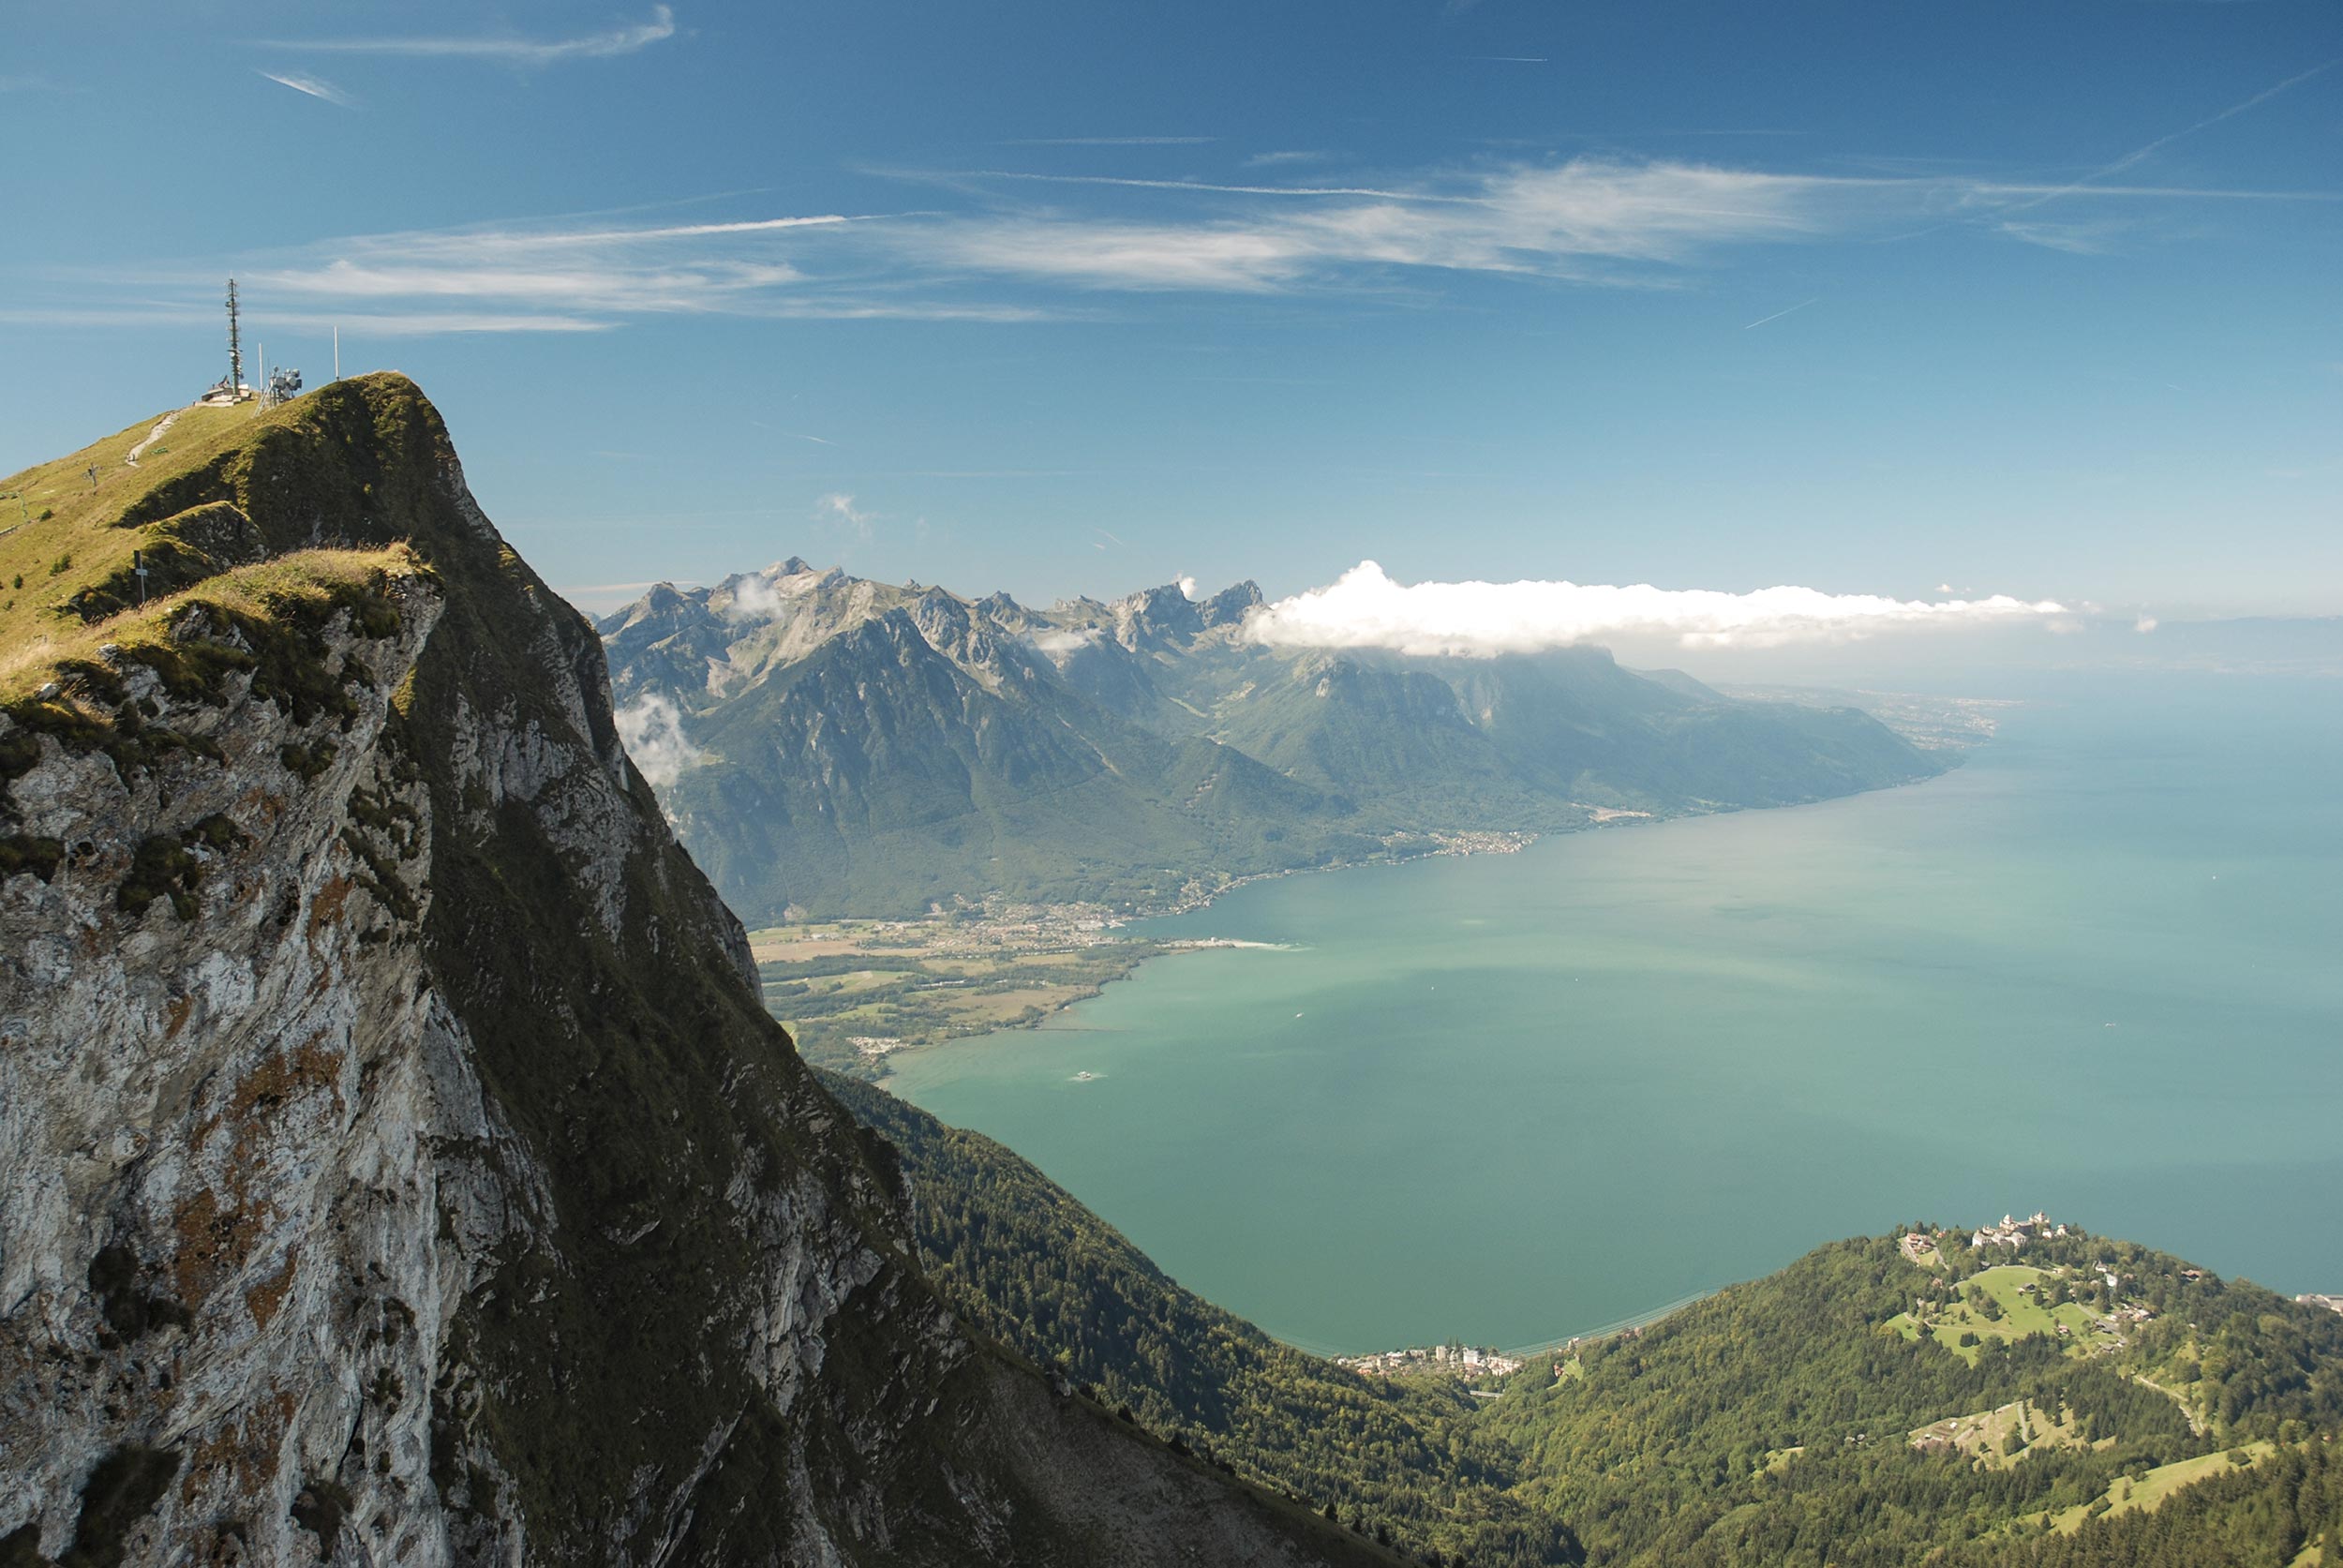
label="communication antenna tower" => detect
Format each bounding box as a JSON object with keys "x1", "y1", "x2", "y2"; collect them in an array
[{"x1": 226, "y1": 278, "x2": 246, "y2": 399}]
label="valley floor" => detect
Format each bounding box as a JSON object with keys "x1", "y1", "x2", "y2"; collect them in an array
[
  {"x1": 756, "y1": 831, "x2": 1540, "y2": 1080},
  {"x1": 751, "y1": 901, "x2": 1154, "y2": 1079}
]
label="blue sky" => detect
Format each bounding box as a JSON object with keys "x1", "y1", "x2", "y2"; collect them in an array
[{"x1": 3, "y1": 0, "x2": 2337, "y2": 620}]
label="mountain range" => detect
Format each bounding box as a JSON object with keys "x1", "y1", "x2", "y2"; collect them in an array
[{"x1": 599, "y1": 560, "x2": 1941, "y2": 922}]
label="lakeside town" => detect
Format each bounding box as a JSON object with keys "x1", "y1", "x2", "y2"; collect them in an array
[{"x1": 1336, "y1": 1343, "x2": 1527, "y2": 1382}]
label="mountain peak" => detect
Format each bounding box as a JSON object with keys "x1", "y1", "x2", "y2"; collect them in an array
[{"x1": 1200, "y1": 579, "x2": 1264, "y2": 627}]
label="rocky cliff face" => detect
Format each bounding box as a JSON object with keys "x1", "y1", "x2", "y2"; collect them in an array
[{"x1": 0, "y1": 378, "x2": 1390, "y2": 1568}]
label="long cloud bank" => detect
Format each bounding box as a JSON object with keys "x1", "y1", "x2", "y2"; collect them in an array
[{"x1": 1246, "y1": 560, "x2": 2067, "y2": 655}]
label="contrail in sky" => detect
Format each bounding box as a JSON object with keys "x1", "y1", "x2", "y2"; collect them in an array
[
  {"x1": 256, "y1": 68, "x2": 354, "y2": 107},
  {"x1": 2004, "y1": 56, "x2": 2340, "y2": 213},
  {"x1": 1743, "y1": 297, "x2": 1817, "y2": 330}
]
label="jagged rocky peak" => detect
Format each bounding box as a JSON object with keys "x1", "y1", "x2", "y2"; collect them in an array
[
  {"x1": 622, "y1": 580, "x2": 698, "y2": 620},
  {"x1": 1109, "y1": 582, "x2": 1208, "y2": 650},
  {"x1": 1199, "y1": 578, "x2": 1265, "y2": 628},
  {"x1": 905, "y1": 586, "x2": 1008, "y2": 679},
  {"x1": 972, "y1": 589, "x2": 1037, "y2": 635},
  {"x1": 601, "y1": 580, "x2": 721, "y2": 643},
  {"x1": 1104, "y1": 579, "x2": 1263, "y2": 650},
  {"x1": 0, "y1": 378, "x2": 1388, "y2": 1568}
]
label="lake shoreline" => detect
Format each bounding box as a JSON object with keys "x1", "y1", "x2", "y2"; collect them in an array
[{"x1": 873, "y1": 768, "x2": 1957, "y2": 1089}]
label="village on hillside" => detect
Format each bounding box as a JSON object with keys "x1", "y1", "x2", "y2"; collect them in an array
[
  {"x1": 1966, "y1": 1211, "x2": 2073, "y2": 1250},
  {"x1": 1888, "y1": 1213, "x2": 2179, "y2": 1369}
]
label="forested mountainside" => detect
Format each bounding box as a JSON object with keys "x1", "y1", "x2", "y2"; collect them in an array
[
  {"x1": 599, "y1": 560, "x2": 1938, "y2": 922},
  {"x1": 831, "y1": 1074, "x2": 2343, "y2": 1568},
  {"x1": 0, "y1": 379, "x2": 1398, "y2": 1568}
]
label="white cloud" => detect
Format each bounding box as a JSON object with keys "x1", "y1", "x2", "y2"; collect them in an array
[
  {"x1": 1003, "y1": 136, "x2": 1216, "y2": 146},
  {"x1": 0, "y1": 304, "x2": 612, "y2": 335},
  {"x1": 1246, "y1": 560, "x2": 2069, "y2": 656},
  {"x1": 614, "y1": 693, "x2": 708, "y2": 787},
  {"x1": 256, "y1": 68, "x2": 355, "y2": 107},
  {"x1": 1176, "y1": 575, "x2": 1200, "y2": 600},
  {"x1": 260, "y1": 5, "x2": 677, "y2": 65},
  {"x1": 916, "y1": 159, "x2": 1847, "y2": 291},
  {"x1": 1998, "y1": 219, "x2": 2125, "y2": 255},
  {"x1": 1029, "y1": 628, "x2": 1096, "y2": 655},
  {"x1": 817, "y1": 493, "x2": 874, "y2": 539},
  {"x1": 253, "y1": 254, "x2": 805, "y2": 313},
  {"x1": 2136, "y1": 615, "x2": 2160, "y2": 634},
  {"x1": 897, "y1": 155, "x2": 2337, "y2": 297},
  {"x1": 155, "y1": 211, "x2": 1067, "y2": 333},
  {"x1": 716, "y1": 560, "x2": 828, "y2": 622},
  {"x1": 723, "y1": 572, "x2": 785, "y2": 623}
]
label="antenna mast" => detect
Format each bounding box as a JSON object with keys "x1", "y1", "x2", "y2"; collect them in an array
[{"x1": 226, "y1": 278, "x2": 245, "y2": 398}]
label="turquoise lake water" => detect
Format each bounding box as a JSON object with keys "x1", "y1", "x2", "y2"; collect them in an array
[{"x1": 886, "y1": 673, "x2": 2343, "y2": 1355}]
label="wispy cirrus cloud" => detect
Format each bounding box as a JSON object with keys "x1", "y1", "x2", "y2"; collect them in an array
[
  {"x1": 900, "y1": 151, "x2": 2339, "y2": 293},
  {"x1": 817, "y1": 493, "x2": 876, "y2": 539},
  {"x1": 198, "y1": 211, "x2": 1052, "y2": 327},
  {"x1": 255, "y1": 68, "x2": 356, "y2": 108},
  {"x1": 254, "y1": 255, "x2": 806, "y2": 313},
  {"x1": 0, "y1": 304, "x2": 608, "y2": 335},
  {"x1": 908, "y1": 159, "x2": 1858, "y2": 292},
  {"x1": 1249, "y1": 560, "x2": 2069, "y2": 655},
  {"x1": 1002, "y1": 136, "x2": 1217, "y2": 147},
  {"x1": 258, "y1": 4, "x2": 677, "y2": 66},
  {"x1": 1997, "y1": 218, "x2": 2127, "y2": 256},
  {"x1": 35, "y1": 127, "x2": 2338, "y2": 337}
]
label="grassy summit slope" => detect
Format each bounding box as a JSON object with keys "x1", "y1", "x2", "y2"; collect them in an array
[
  {"x1": 830, "y1": 1076, "x2": 2343, "y2": 1568},
  {"x1": 0, "y1": 392, "x2": 429, "y2": 708},
  {"x1": 0, "y1": 388, "x2": 440, "y2": 888},
  {"x1": 0, "y1": 382, "x2": 462, "y2": 650}
]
